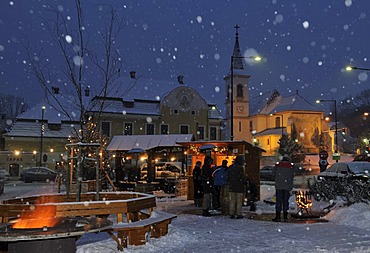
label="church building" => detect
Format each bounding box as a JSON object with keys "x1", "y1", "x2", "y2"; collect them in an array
[{"x1": 225, "y1": 26, "x2": 326, "y2": 156}]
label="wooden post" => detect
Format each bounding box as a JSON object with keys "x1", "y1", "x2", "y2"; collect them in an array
[
  {"x1": 66, "y1": 146, "x2": 73, "y2": 201},
  {"x1": 76, "y1": 147, "x2": 82, "y2": 202},
  {"x1": 96, "y1": 148, "x2": 100, "y2": 201}
]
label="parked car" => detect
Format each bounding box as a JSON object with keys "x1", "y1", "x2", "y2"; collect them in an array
[
  {"x1": 0, "y1": 168, "x2": 10, "y2": 181},
  {"x1": 260, "y1": 163, "x2": 306, "y2": 181},
  {"x1": 353, "y1": 154, "x2": 370, "y2": 162},
  {"x1": 259, "y1": 165, "x2": 275, "y2": 181},
  {"x1": 20, "y1": 167, "x2": 57, "y2": 183},
  {"x1": 318, "y1": 162, "x2": 370, "y2": 181},
  {"x1": 141, "y1": 162, "x2": 181, "y2": 180}
]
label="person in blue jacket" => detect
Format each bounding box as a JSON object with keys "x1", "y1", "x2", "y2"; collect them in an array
[{"x1": 212, "y1": 160, "x2": 228, "y2": 212}]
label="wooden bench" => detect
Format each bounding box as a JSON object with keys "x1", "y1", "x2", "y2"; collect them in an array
[
  {"x1": 0, "y1": 192, "x2": 156, "y2": 224},
  {"x1": 0, "y1": 193, "x2": 176, "y2": 251},
  {"x1": 105, "y1": 210, "x2": 177, "y2": 251}
]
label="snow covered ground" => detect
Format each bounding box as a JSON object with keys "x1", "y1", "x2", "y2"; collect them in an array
[{"x1": 76, "y1": 185, "x2": 370, "y2": 253}]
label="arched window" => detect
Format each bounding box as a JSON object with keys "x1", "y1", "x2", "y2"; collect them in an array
[
  {"x1": 275, "y1": 117, "x2": 281, "y2": 128},
  {"x1": 237, "y1": 84, "x2": 243, "y2": 97}
]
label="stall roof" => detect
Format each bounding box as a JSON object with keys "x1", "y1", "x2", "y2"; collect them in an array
[
  {"x1": 107, "y1": 134, "x2": 194, "y2": 151},
  {"x1": 177, "y1": 140, "x2": 266, "y2": 153}
]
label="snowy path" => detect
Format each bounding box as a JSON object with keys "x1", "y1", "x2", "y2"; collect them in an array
[{"x1": 77, "y1": 198, "x2": 370, "y2": 253}]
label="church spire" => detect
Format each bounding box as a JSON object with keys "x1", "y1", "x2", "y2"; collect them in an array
[{"x1": 232, "y1": 24, "x2": 244, "y2": 70}]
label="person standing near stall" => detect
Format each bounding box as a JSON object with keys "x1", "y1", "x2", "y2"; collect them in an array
[
  {"x1": 227, "y1": 155, "x2": 246, "y2": 219},
  {"x1": 201, "y1": 156, "x2": 215, "y2": 216},
  {"x1": 193, "y1": 161, "x2": 203, "y2": 207},
  {"x1": 272, "y1": 155, "x2": 294, "y2": 222},
  {"x1": 213, "y1": 160, "x2": 229, "y2": 213}
]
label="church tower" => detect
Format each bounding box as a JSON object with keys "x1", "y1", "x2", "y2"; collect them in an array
[{"x1": 224, "y1": 25, "x2": 251, "y2": 141}]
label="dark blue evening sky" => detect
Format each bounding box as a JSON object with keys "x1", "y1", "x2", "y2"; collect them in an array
[{"x1": 1, "y1": 0, "x2": 370, "y2": 114}]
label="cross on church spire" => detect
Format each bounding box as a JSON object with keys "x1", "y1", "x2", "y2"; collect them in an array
[
  {"x1": 234, "y1": 24, "x2": 240, "y2": 37},
  {"x1": 232, "y1": 24, "x2": 244, "y2": 70}
]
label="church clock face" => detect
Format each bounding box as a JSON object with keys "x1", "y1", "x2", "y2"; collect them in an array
[{"x1": 237, "y1": 106, "x2": 244, "y2": 113}]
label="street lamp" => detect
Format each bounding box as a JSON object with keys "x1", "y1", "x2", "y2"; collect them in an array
[
  {"x1": 269, "y1": 113, "x2": 284, "y2": 138},
  {"x1": 39, "y1": 106, "x2": 46, "y2": 166},
  {"x1": 316, "y1": 99, "x2": 338, "y2": 162},
  {"x1": 345, "y1": 66, "x2": 370, "y2": 72},
  {"x1": 229, "y1": 55, "x2": 261, "y2": 140}
]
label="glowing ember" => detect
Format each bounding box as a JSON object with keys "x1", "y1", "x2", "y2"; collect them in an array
[
  {"x1": 295, "y1": 191, "x2": 313, "y2": 211},
  {"x1": 12, "y1": 204, "x2": 59, "y2": 229}
]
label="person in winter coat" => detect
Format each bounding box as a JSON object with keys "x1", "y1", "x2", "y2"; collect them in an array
[
  {"x1": 245, "y1": 176, "x2": 257, "y2": 211},
  {"x1": 193, "y1": 161, "x2": 203, "y2": 207},
  {"x1": 272, "y1": 155, "x2": 294, "y2": 222},
  {"x1": 212, "y1": 160, "x2": 228, "y2": 212},
  {"x1": 201, "y1": 156, "x2": 215, "y2": 216},
  {"x1": 227, "y1": 155, "x2": 246, "y2": 219}
]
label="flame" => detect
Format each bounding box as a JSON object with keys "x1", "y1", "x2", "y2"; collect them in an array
[
  {"x1": 295, "y1": 191, "x2": 313, "y2": 210},
  {"x1": 12, "y1": 201, "x2": 59, "y2": 229}
]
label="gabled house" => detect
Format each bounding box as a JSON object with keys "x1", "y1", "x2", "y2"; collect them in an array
[
  {"x1": 89, "y1": 85, "x2": 223, "y2": 141},
  {"x1": 247, "y1": 90, "x2": 325, "y2": 156},
  {"x1": 2, "y1": 96, "x2": 83, "y2": 174},
  {"x1": 2, "y1": 83, "x2": 224, "y2": 175}
]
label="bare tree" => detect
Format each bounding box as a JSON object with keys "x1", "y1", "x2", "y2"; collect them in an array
[
  {"x1": 0, "y1": 93, "x2": 28, "y2": 129},
  {"x1": 23, "y1": 1, "x2": 126, "y2": 196},
  {"x1": 337, "y1": 89, "x2": 370, "y2": 138},
  {"x1": 24, "y1": 1, "x2": 124, "y2": 140}
]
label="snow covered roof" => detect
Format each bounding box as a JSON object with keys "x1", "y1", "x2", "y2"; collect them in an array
[
  {"x1": 107, "y1": 134, "x2": 194, "y2": 151},
  {"x1": 4, "y1": 121, "x2": 76, "y2": 138},
  {"x1": 6, "y1": 95, "x2": 83, "y2": 138},
  {"x1": 250, "y1": 90, "x2": 280, "y2": 115},
  {"x1": 90, "y1": 97, "x2": 161, "y2": 116},
  {"x1": 91, "y1": 85, "x2": 223, "y2": 119},
  {"x1": 254, "y1": 128, "x2": 285, "y2": 137},
  {"x1": 251, "y1": 90, "x2": 322, "y2": 115},
  {"x1": 208, "y1": 105, "x2": 223, "y2": 119},
  {"x1": 17, "y1": 96, "x2": 83, "y2": 123},
  {"x1": 103, "y1": 76, "x2": 218, "y2": 106}
]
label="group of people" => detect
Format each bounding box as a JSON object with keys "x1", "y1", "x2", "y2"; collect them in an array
[
  {"x1": 193, "y1": 155, "x2": 253, "y2": 219},
  {"x1": 193, "y1": 154, "x2": 295, "y2": 222}
]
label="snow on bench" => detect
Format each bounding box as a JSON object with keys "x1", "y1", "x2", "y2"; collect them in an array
[{"x1": 105, "y1": 210, "x2": 177, "y2": 251}]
